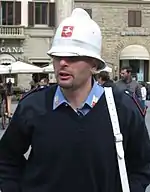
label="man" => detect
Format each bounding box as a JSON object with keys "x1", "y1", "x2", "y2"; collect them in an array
[
  {"x1": 0, "y1": 8, "x2": 150, "y2": 192},
  {"x1": 141, "y1": 82, "x2": 147, "y2": 107},
  {"x1": 38, "y1": 78, "x2": 49, "y2": 88},
  {"x1": 116, "y1": 66, "x2": 142, "y2": 99},
  {"x1": 0, "y1": 82, "x2": 6, "y2": 117},
  {"x1": 6, "y1": 79, "x2": 13, "y2": 116},
  {"x1": 96, "y1": 71, "x2": 115, "y2": 87}
]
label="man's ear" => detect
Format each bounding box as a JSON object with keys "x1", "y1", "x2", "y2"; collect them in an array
[
  {"x1": 91, "y1": 67, "x2": 97, "y2": 75},
  {"x1": 90, "y1": 58, "x2": 99, "y2": 73}
]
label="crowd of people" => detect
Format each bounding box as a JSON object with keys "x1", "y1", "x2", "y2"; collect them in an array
[
  {"x1": 95, "y1": 66, "x2": 148, "y2": 109},
  {"x1": 29, "y1": 77, "x2": 50, "y2": 90}
]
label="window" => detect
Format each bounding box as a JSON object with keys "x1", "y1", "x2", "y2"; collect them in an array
[
  {"x1": 1, "y1": 1, "x2": 21, "y2": 25},
  {"x1": 35, "y1": 3, "x2": 47, "y2": 25},
  {"x1": 84, "y1": 9, "x2": 92, "y2": 18},
  {"x1": 28, "y1": 2, "x2": 55, "y2": 27},
  {"x1": 128, "y1": 10, "x2": 142, "y2": 27}
]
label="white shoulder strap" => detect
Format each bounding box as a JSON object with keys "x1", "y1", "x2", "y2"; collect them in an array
[{"x1": 104, "y1": 87, "x2": 130, "y2": 192}]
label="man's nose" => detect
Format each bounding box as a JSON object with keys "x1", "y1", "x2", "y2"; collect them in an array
[{"x1": 59, "y1": 58, "x2": 69, "y2": 67}]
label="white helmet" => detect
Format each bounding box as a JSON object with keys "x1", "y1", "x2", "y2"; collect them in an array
[
  {"x1": 47, "y1": 8, "x2": 105, "y2": 70},
  {"x1": 96, "y1": 66, "x2": 112, "y2": 73}
]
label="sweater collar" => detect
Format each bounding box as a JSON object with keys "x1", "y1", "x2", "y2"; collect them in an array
[{"x1": 53, "y1": 81, "x2": 104, "y2": 110}]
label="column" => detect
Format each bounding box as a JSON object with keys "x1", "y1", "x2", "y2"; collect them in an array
[
  {"x1": 21, "y1": 0, "x2": 28, "y2": 27},
  {"x1": 55, "y1": 0, "x2": 74, "y2": 27}
]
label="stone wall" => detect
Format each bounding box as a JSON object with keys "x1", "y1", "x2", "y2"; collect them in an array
[{"x1": 75, "y1": 1, "x2": 150, "y2": 79}]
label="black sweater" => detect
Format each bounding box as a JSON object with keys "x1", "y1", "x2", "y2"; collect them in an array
[{"x1": 0, "y1": 86, "x2": 150, "y2": 192}]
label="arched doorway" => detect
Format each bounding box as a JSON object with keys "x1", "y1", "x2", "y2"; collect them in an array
[{"x1": 119, "y1": 45, "x2": 150, "y2": 82}]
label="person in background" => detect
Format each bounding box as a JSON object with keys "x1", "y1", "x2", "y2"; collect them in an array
[
  {"x1": 146, "y1": 83, "x2": 150, "y2": 100},
  {"x1": 6, "y1": 79, "x2": 13, "y2": 117},
  {"x1": 39, "y1": 78, "x2": 49, "y2": 88},
  {"x1": 29, "y1": 75, "x2": 36, "y2": 90},
  {"x1": 0, "y1": 82, "x2": 6, "y2": 102},
  {"x1": 141, "y1": 82, "x2": 147, "y2": 107},
  {"x1": 116, "y1": 66, "x2": 142, "y2": 99},
  {"x1": 96, "y1": 71, "x2": 115, "y2": 87}
]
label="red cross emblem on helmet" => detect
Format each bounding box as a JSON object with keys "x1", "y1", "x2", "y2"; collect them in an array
[{"x1": 61, "y1": 26, "x2": 74, "y2": 37}]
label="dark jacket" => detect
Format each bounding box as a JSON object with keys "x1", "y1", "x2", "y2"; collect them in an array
[
  {"x1": 102, "y1": 79, "x2": 115, "y2": 88},
  {"x1": 116, "y1": 79, "x2": 142, "y2": 99},
  {"x1": 0, "y1": 86, "x2": 150, "y2": 192}
]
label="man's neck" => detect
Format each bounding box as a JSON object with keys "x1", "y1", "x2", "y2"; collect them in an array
[
  {"x1": 124, "y1": 77, "x2": 132, "y2": 84},
  {"x1": 62, "y1": 78, "x2": 93, "y2": 109}
]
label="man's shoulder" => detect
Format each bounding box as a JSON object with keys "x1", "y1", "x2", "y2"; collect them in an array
[
  {"x1": 115, "y1": 80, "x2": 125, "y2": 86},
  {"x1": 110, "y1": 86, "x2": 145, "y2": 116},
  {"x1": 124, "y1": 90, "x2": 147, "y2": 116},
  {"x1": 20, "y1": 84, "x2": 57, "y2": 104},
  {"x1": 130, "y1": 79, "x2": 139, "y2": 86},
  {"x1": 116, "y1": 80, "x2": 122, "y2": 84}
]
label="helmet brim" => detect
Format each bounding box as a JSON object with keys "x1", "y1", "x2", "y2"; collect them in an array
[{"x1": 47, "y1": 46, "x2": 106, "y2": 70}]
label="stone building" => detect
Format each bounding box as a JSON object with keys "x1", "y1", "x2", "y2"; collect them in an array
[
  {"x1": 0, "y1": 0, "x2": 57, "y2": 88},
  {"x1": 75, "y1": 0, "x2": 150, "y2": 82},
  {"x1": 0, "y1": 0, "x2": 150, "y2": 88}
]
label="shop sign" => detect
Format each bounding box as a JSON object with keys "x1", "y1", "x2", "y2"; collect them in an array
[
  {"x1": 120, "y1": 31, "x2": 150, "y2": 36},
  {"x1": 0, "y1": 46, "x2": 24, "y2": 53}
]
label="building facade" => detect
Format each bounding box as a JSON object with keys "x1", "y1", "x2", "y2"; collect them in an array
[
  {"x1": 75, "y1": 0, "x2": 150, "y2": 82},
  {"x1": 0, "y1": 0, "x2": 57, "y2": 88},
  {"x1": 0, "y1": 0, "x2": 150, "y2": 88}
]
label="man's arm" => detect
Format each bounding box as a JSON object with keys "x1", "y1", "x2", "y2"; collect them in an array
[
  {"x1": 0, "y1": 102, "x2": 33, "y2": 192},
  {"x1": 135, "y1": 83, "x2": 142, "y2": 99},
  {"x1": 124, "y1": 97, "x2": 150, "y2": 192}
]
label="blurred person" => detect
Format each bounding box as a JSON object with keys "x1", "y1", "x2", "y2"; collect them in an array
[
  {"x1": 6, "y1": 79, "x2": 13, "y2": 116},
  {"x1": 116, "y1": 66, "x2": 142, "y2": 99},
  {"x1": 96, "y1": 71, "x2": 115, "y2": 87},
  {"x1": 141, "y1": 82, "x2": 147, "y2": 107}
]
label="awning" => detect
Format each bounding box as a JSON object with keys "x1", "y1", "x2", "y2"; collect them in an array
[
  {"x1": 120, "y1": 45, "x2": 150, "y2": 60},
  {"x1": 0, "y1": 53, "x2": 16, "y2": 65},
  {"x1": 28, "y1": 57, "x2": 52, "y2": 64},
  {"x1": 43, "y1": 64, "x2": 54, "y2": 73}
]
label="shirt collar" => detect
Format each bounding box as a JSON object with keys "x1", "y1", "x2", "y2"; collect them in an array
[{"x1": 53, "y1": 81, "x2": 104, "y2": 110}]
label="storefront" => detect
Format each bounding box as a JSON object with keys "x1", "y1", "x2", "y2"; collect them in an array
[
  {"x1": 0, "y1": 45, "x2": 20, "y2": 86},
  {"x1": 0, "y1": 36, "x2": 55, "y2": 88},
  {"x1": 119, "y1": 45, "x2": 150, "y2": 82}
]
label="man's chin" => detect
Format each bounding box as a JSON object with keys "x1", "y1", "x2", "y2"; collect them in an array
[{"x1": 58, "y1": 82, "x2": 73, "y2": 89}]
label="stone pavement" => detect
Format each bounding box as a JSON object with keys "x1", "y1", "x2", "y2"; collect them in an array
[{"x1": 0, "y1": 101, "x2": 150, "y2": 191}]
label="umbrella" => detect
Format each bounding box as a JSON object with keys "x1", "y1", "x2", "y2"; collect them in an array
[
  {"x1": 7, "y1": 61, "x2": 43, "y2": 74},
  {"x1": 0, "y1": 65, "x2": 9, "y2": 74},
  {"x1": 43, "y1": 64, "x2": 54, "y2": 73},
  {"x1": 100, "y1": 66, "x2": 112, "y2": 73}
]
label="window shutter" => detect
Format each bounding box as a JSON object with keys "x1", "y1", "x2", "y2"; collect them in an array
[
  {"x1": 49, "y1": 2, "x2": 55, "y2": 27},
  {"x1": 135, "y1": 11, "x2": 141, "y2": 27},
  {"x1": 15, "y1": 1, "x2": 21, "y2": 25},
  {"x1": 84, "y1": 9, "x2": 92, "y2": 18},
  {"x1": 28, "y1": 2, "x2": 34, "y2": 26},
  {"x1": 128, "y1": 11, "x2": 135, "y2": 27}
]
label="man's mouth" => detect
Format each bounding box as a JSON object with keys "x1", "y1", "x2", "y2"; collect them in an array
[{"x1": 59, "y1": 72, "x2": 72, "y2": 80}]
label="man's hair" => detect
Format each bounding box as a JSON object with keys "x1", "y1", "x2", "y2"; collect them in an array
[
  {"x1": 121, "y1": 66, "x2": 132, "y2": 73},
  {"x1": 41, "y1": 78, "x2": 49, "y2": 83},
  {"x1": 97, "y1": 71, "x2": 110, "y2": 81}
]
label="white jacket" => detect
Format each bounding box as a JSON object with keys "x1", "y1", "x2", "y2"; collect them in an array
[{"x1": 141, "y1": 87, "x2": 147, "y2": 100}]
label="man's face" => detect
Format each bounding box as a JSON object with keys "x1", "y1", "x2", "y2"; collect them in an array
[
  {"x1": 98, "y1": 77, "x2": 104, "y2": 85},
  {"x1": 120, "y1": 69, "x2": 130, "y2": 81},
  {"x1": 53, "y1": 56, "x2": 95, "y2": 90}
]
